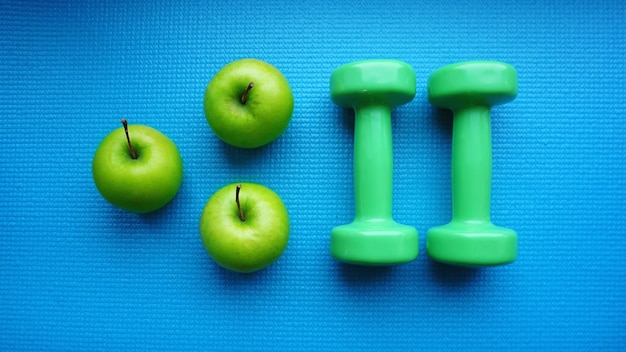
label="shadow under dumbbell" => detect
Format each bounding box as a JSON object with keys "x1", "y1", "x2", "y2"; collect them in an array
[
  {"x1": 431, "y1": 105, "x2": 453, "y2": 134},
  {"x1": 428, "y1": 259, "x2": 482, "y2": 288},
  {"x1": 339, "y1": 105, "x2": 354, "y2": 132},
  {"x1": 339, "y1": 262, "x2": 395, "y2": 285}
]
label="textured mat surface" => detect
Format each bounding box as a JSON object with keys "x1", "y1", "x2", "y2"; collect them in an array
[{"x1": 1, "y1": 1, "x2": 624, "y2": 351}]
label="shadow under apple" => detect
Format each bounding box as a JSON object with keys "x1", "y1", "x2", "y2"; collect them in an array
[{"x1": 217, "y1": 139, "x2": 273, "y2": 167}]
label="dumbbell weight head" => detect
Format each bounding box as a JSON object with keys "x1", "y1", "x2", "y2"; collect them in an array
[
  {"x1": 331, "y1": 60, "x2": 416, "y2": 108},
  {"x1": 428, "y1": 61, "x2": 518, "y2": 110}
]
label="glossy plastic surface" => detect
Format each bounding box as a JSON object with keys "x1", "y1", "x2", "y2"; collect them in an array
[
  {"x1": 426, "y1": 61, "x2": 518, "y2": 266},
  {"x1": 330, "y1": 60, "x2": 418, "y2": 265}
]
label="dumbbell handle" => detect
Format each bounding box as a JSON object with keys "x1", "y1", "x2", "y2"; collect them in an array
[
  {"x1": 353, "y1": 105, "x2": 393, "y2": 221},
  {"x1": 451, "y1": 106, "x2": 492, "y2": 223}
]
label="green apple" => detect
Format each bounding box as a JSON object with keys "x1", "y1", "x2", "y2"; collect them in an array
[
  {"x1": 203, "y1": 58, "x2": 294, "y2": 148},
  {"x1": 92, "y1": 120, "x2": 183, "y2": 213},
  {"x1": 199, "y1": 182, "x2": 290, "y2": 273}
]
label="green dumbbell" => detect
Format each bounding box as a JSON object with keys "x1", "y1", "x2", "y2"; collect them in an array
[
  {"x1": 330, "y1": 60, "x2": 419, "y2": 265},
  {"x1": 426, "y1": 61, "x2": 518, "y2": 266}
]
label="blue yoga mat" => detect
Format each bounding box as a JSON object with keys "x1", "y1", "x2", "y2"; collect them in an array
[{"x1": 1, "y1": 1, "x2": 624, "y2": 350}]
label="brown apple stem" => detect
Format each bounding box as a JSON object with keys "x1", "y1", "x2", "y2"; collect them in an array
[
  {"x1": 240, "y1": 82, "x2": 254, "y2": 104},
  {"x1": 236, "y1": 184, "x2": 246, "y2": 222},
  {"x1": 121, "y1": 119, "x2": 138, "y2": 159}
]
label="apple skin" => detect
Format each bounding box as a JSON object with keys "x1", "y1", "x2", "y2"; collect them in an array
[
  {"x1": 203, "y1": 58, "x2": 294, "y2": 148},
  {"x1": 199, "y1": 182, "x2": 290, "y2": 273},
  {"x1": 92, "y1": 124, "x2": 183, "y2": 213}
]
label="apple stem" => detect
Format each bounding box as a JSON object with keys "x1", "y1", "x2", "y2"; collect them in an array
[
  {"x1": 236, "y1": 184, "x2": 246, "y2": 222},
  {"x1": 240, "y1": 82, "x2": 254, "y2": 104},
  {"x1": 121, "y1": 119, "x2": 138, "y2": 159}
]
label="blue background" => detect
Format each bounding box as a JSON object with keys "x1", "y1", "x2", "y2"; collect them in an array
[{"x1": 1, "y1": 0, "x2": 624, "y2": 351}]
